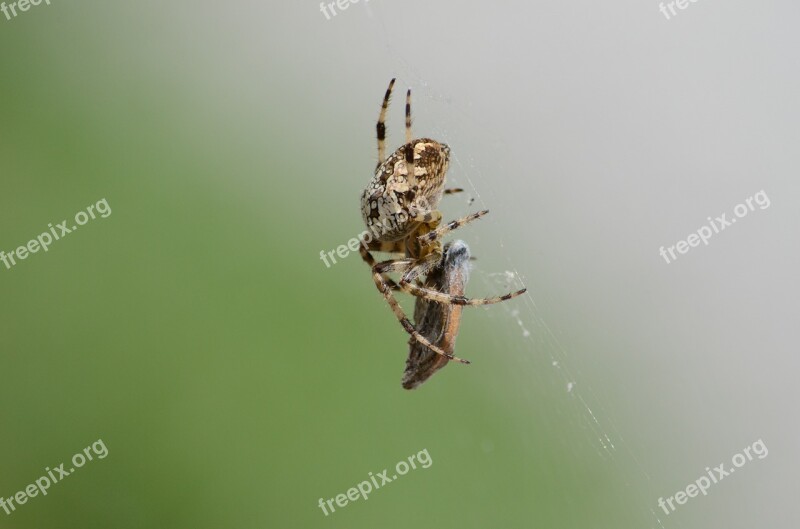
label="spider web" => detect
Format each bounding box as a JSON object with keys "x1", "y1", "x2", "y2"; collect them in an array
[{"x1": 360, "y1": 7, "x2": 667, "y2": 528}]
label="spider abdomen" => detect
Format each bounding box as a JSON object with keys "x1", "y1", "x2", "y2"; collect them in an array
[{"x1": 360, "y1": 138, "x2": 449, "y2": 242}]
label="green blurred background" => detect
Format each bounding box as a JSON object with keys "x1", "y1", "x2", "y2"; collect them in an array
[{"x1": 1, "y1": 1, "x2": 795, "y2": 528}]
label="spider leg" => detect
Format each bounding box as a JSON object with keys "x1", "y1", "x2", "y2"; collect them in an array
[
  {"x1": 359, "y1": 244, "x2": 471, "y2": 364},
  {"x1": 376, "y1": 78, "x2": 395, "y2": 167},
  {"x1": 417, "y1": 210, "x2": 489, "y2": 247},
  {"x1": 387, "y1": 278, "x2": 424, "y2": 291},
  {"x1": 410, "y1": 208, "x2": 442, "y2": 225},
  {"x1": 358, "y1": 241, "x2": 420, "y2": 289},
  {"x1": 361, "y1": 238, "x2": 405, "y2": 255},
  {"x1": 396, "y1": 253, "x2": 527, "y2": 306},
  {"x1": 404, "y1": 89, "x2": 418, "y2": 191},
  {"x1": 444, "y1": 188, "x2": 464, "y2": 195},
  {"x1": 405, "y1": 88, "x2": 413, "y2": 144}
]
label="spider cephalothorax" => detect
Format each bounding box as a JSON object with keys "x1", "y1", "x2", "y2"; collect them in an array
[{"x1": 359, "y1": 79, "x2": 526, "y2": 366}]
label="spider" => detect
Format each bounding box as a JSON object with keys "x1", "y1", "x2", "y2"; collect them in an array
[
  {"x1": 402, "y1": 240, "x2": 472, "y2": 390},
  {"x1": 359, "y1": 78, "x2": 526, "y2": 365}
]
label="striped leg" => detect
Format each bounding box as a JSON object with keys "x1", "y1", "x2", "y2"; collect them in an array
[
  {"x1": 362, "y1": 238, "x2": 405, "y2": 255},
  {"x1": 404, "y1": 89, "x2": 418, "y2": 190},
  {"x1": 405, "y1": 88, "x2": 413, "y2": 144},
  {"x1": 410, "y1": 208, "x2": 441, "y2": 225},
  {"x1": 370, "y1": 252, "x2": 526, "y2": 306},
  {"x1": 358, "y1": 240, "x2": 420, "y2": 289},
  {"x1": 359, "y1": 244, "x2": 471, "y2": 364},
  {"x1": 376, "y1": 78, "x2": 396, "y2": 166},
  {"x1": 394, "y1": 253, "x2": 527, "y2": 306},
  {"x1": 444, "y1": 188, "x2": 464, "y2": 195}
]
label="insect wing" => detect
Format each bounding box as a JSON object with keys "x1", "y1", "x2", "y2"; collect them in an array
[{"x1": 402, "y1": 241, "x2": 471, "y2": 389}]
